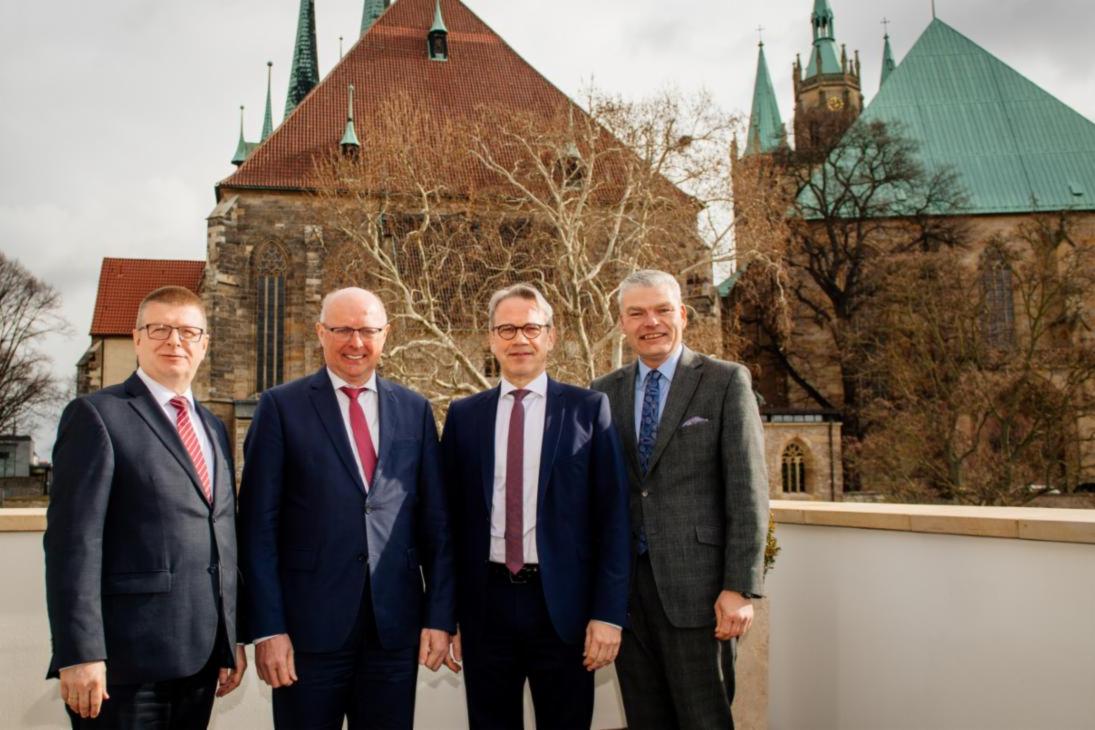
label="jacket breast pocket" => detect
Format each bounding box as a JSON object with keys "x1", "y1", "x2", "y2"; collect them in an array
[{"x1": 102, "y1": 570, "x2": 172, "y2": 595}]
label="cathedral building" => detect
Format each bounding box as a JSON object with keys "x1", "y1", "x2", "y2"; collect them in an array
[{"x1": 728, "y1": 2, "x2": 1095, "y2": 500}]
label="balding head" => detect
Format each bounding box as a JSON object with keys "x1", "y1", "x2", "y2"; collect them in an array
[{"x1": 316, "y1": 287, "x2": 390, "y2": 386}]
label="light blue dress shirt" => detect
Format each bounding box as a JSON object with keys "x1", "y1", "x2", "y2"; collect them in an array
[{"x1": 633, "y1": 344, "x2": 684, "y2": 438}]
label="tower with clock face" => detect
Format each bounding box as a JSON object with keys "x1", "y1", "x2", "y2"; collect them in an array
[{"x1": 792, "y1": 0, "x2": 863, "y2": 154}]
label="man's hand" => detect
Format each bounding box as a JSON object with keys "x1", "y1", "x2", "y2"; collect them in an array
[
  {"x1": 418, "y1": 628, "x2": 460, "y2": 673},
  {"x1": 59, "y1": 661, "x2": 109, "y2": 719},
  {"x1": 216, "y1": 644, "x2": 249, "y2": 697},
  {"x1": 255, "y1": 634, "x2": 298, "y2": 688},
  {"x1": 583, "y1": 621, "x2": 622, "y2": 671},
  {"x1": 714, "y1": 590, "x2": 754, "y2": 640}
]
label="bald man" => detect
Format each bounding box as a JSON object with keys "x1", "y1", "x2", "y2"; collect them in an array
[{"x1": 238, "y1": 288, "x2": 456, "y2": 730}]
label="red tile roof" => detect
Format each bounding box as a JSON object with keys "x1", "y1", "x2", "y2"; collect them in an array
[
  {"x1": 220, "y1": 0, "x2": 585, "y2": 192},
  {"x1": 90, "y1": 258, "x2": 205, "y2": 336}
]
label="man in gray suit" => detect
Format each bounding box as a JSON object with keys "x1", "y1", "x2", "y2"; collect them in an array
[{"x1": 592, "y1": 269, "x2": 768, "y2": 729}]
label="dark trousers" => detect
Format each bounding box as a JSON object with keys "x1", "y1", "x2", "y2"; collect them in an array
[
  {"x1": 462, "y1": 567, "x2": 594, "y2": 730},
  {"x1": 65, "y1": 626, "x2": 228, "y2": 730},
  {"x1": 272, "y1": 572, "x2": 418, "y2": 730},
  {"x1": 617, "y1": 554, "x2": 737, "y2": 730}
]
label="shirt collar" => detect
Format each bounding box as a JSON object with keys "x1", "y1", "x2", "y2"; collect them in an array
[
  {"x1": 637, "y1": 344, "x2": 684, "y2": 386},
  {"x1": 500, "y1": 371, "x2": 548, "y2": 399},
  {"x1": 136, "y1": 367, "x2": 195, "y2": 409},
  {"x1": 327, "y1": 368, "x2": 378, "y2": 394}
]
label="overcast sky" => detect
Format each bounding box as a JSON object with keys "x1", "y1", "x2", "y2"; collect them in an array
[{"x1": 2, "y1": 0, "x2": 1093, "y2": 455}]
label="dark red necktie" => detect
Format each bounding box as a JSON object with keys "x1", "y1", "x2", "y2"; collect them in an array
[
  {"x1": 340, "y1": 386, "x2": 378, "y2": 490},
  {"x1": 169, "y1": 397, "x2": 212, "y2": 504},
  {"x1": 505, "y1": 389, "x2": 529, "y2": 575}
]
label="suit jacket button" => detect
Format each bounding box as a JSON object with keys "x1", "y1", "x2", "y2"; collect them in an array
[
  {"x1": 364, "y1": 505, "x2": 373, "y2": 515},
  {"x1": 357, "y1": 553, "x2": 366, "y2": 563},
  {"x1": 641, "y1": 490, "x2": 649, "y2": 497},
  {"x1": 208, "y1": 565, "x2": 219, "y2": 574}
]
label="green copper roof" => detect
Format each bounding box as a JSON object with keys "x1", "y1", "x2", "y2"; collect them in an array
[
  {"x1": 231, "y1": 106, "x2": 257, "y2": 166},
  {"x1": 744, "y1": 43, "x2": 784, "y2": 156},
  {"x1": 261, "y1": 62, "x2": 274, "y2": 141},
  {"x1": 430, "y1": 0, "x2": 448, "y2": 34},
  {"x1": 858, "y1": 18, "x2": 1095, "y2": 214},
  {"x1": 879, "y1": 33, "x2": 896, "y2": 88},
  {"x1": 340, "y1": 85, "x2": 360, "y2": 148},
  {"x1": 717, "y1": 268, "x2": 745, "y2": 298},
  {"x1": 361, "y1": 0, "x2": 389, "y2": 36},
  {"x1": 804, "y1": 0, "x2": 840, "y2": 79},
  {"x1": 285, "y1": 0, "x2": 319, "y2": 117}
]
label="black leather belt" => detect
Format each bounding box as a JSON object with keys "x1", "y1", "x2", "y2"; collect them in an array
[{"x1": 488, "y1": 562, "x2": 540, "y2": 584}]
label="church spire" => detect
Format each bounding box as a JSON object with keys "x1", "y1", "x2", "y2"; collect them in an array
[
  {"x1": 744, "y1": 42, "x2": 784, "y2": 156},
  {"x1": 232, "y1": 106, "x2": 254, "y2": 166},
  {"x1": 285, "y1": 0, "x2": 319, "y2": 117},
  {"x1": 811, "y1": 0, "x2": 835, "y2": 41},
  {"x1": 880, "y1": 29, "x2": 896, "y2": 88},
  {"x1": 261, "y1": 61, "x2": 274, "y2": 141},
  {"x1": 340, "y1": 84, "x2": 361, "y2": 153},
  {"x1": 361, "y1": 0, "x2": 390, "y2": 36}
]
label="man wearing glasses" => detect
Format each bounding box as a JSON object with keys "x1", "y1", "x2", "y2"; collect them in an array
[
  {"x1": 238, "y1": 287, "x2": 455, "y2": 729},
  {"x1": 45, "y1": 286, "x2": 246, "y2": 727},
  {"x1": 440, "y1": 283, "x2": 630, "y2": 729}
]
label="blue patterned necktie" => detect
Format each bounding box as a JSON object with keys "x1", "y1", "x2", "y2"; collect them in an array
[{"x1": 638, "y1": 369, "x2": 662, "y2": 475}]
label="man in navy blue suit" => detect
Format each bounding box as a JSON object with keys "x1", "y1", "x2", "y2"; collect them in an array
[
  {"x1": 441, "y1": 283, "x2": 630, "y2": 729},
  {"x1": 238, "y1": 287, "x2": 456, "y2": 730},
  {"x1": 45, "y1": 286, "x2": 246, "y2": 728}
]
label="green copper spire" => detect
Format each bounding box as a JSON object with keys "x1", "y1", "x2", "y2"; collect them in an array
[
  {"x1": 812, "y1": 0, "x2": 835, "y2": 40},
  {"x1": 232, "y1": 106, "x2": 256, "y2": 166},
  {"x1": 804, "y1": 0, "x2": 841, "y2": 78},
  {"x1": 880, "y1": 32, "x2": 896, "y2": 87},
  {"x1": 340, "y1": 85, "x2": 361, "y2": 150},
  {"x1": 361, "y1": 0, "x2": 390, "y2": 36},
  {"x1": 285, "y1": 0, "x2": 319, "y2": 117},
  {"x1": 261, "y1": 62, "x2": 274, "y2": 141},
  {"x1": 744, "y1": 42, "x2": 784, "y2": 156},
  {"x1": 430, "y1": 0, "x2": 448, "y2": 34}
]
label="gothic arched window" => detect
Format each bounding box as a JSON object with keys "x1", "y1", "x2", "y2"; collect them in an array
[
  {"x1": 980, "y1": 247, "x2": 1015, "y2": 350},
  {"x1": 781, "y1": 443, "x2": 807, "y2": 494},
  {"x1": 255, "y1": 244, "x2": 287, "y2": 393}
]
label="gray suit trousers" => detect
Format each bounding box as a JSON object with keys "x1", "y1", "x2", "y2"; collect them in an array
[{"x1": 617, "y1": 554, "x2": 736, "y2": 730}]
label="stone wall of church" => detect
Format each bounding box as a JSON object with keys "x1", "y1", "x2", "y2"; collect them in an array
[{"x1": 763, "y1": 419, "x2": 843, "y2": 500}]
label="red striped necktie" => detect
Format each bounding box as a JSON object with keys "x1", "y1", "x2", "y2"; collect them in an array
[
  {"x1": 340, "y1": 386, "x2": 378, "y2": 490},
  {"x1": 169, "y1": 396, "x2": 212, "y2": 504}
]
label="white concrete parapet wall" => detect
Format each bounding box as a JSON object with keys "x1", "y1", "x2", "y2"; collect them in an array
[{"x1": 767, "y1": 502, "x2": 1095, "y2": 730}]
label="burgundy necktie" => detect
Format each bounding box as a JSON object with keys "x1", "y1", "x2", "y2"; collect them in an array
[
  {"x1": 340, "y1": 386, "x2": 378, "y2": 490},
  {"x1": 505, "y1": 389, "x2": 529, "y2": 575},
  {"x1": 169, "y1": 397, "x2": 212, "y2": 504}
]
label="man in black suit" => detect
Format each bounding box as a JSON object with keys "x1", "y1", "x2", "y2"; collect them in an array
[
  {"x1": 44, "y1": 286, "x2": 246, "y2": 728},
  {"x1": 441, "y1": 283, "x2": 630, "y2": 729}
]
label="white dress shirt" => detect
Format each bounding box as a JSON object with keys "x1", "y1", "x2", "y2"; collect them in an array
[
  {"x1": 327, "y1": 368, "x2": 380, "y2": 490},
  {"x1": 490, "y1": 372, "x2": 548, "y2": 565},
  {"x1": 136, "y1": 368, "x2": 213, "y2": 491}
]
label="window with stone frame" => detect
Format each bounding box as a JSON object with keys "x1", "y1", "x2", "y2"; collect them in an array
[
  {"x1": 781, "y1": 442, "x2": 807, "y2": 494},
  {"x1": 980, "y1": 246, "x2": 1016, "y2": 350},
  {"x1": 255, "y1": 244, "x2": 287, "y2": 393}
]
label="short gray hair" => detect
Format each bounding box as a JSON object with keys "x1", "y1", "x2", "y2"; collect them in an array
[
  {"x1": 617, "y1": 269, "x2": 682, "y2": 307},
  {"x1": 488, "y1": 283, "x2": 554, "y2": 327}
]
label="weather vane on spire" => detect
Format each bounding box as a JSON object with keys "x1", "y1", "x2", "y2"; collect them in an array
[
  {"x1": 881, "y1": 17, "x2": 890, "y2": 36},
  {"x1": 756, "y1": 25, "x2": 765, "y2": 45}
]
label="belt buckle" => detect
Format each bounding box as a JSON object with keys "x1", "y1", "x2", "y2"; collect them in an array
[{"x1": 508, "y1": 566, "x2": 529, "y2": 584}]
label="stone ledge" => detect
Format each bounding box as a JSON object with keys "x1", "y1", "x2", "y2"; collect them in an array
[
  {"x1": 0, "y1": 508, "x2": 46, "y2": 532},
  {"x1": 772, "y1": 501, "x2": 1095, "y2": 545}
]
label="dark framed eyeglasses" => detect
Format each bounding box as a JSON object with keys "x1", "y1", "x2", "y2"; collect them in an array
[
  {"x1": 491, "y1": 323, "x2": 551, "y2": 340},
  {"x1": 321, "y1": 324, "x2": 389, "y2": 341},
  {"x1": 140, "y1": 324, "x2": 206, "y2": 342}
]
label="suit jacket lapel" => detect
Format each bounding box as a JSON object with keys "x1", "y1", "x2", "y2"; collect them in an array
[
  {"x1": 373, "y1": 376, "x2": 399, "y2": 491},
  {"x1": 536, "y1": 378, "x2": 564, "y2": 513},
  {"x1": 646, "y1": 347, "x2": 703, "y2": 476},
  {"x1": 307, "y1": 369, "x2": 368, "y2": 495},
  {"x1": 478, "y1": 387, "x2": 501, "y2": 513},
  {"x1": 615, "y1": 365, "x2": 641, "y2": 478},
  {"x1": 196, "y1": 404, "x2": 227, "y2": 505},
  {"x1": 124, "y1": 373, "x2": 208, "y2": 505}
]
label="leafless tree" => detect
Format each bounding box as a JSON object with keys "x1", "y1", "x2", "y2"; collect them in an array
[{"x1": 0, "y1": 252, "x2": 68, "y2": 433}]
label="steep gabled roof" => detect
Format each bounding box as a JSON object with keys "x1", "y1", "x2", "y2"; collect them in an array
[
  {"x1": 858, "y1": 19, "x2": 1095, "y2": 214},
  {"x1": 220, "y1": 0, "x2": 589, "y2": 193},
  {"x1": 90, "y1": 259, "x2": 205, "y2": 336}
]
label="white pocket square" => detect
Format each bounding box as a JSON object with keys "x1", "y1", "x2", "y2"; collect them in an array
[{"x1": 681, "y1": 416, "x2": 709, "y2": 428}]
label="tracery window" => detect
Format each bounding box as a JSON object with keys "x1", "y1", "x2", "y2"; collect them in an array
[
  {"x1": 781, "y1": 443, "x2": 807, "y2": 494},
  {"x1": 980, "y1": 247, "x2": 1015, "y2": 350},
  {"x1": 255, "y1": 244, "x2": 287, "y2": 393}
]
